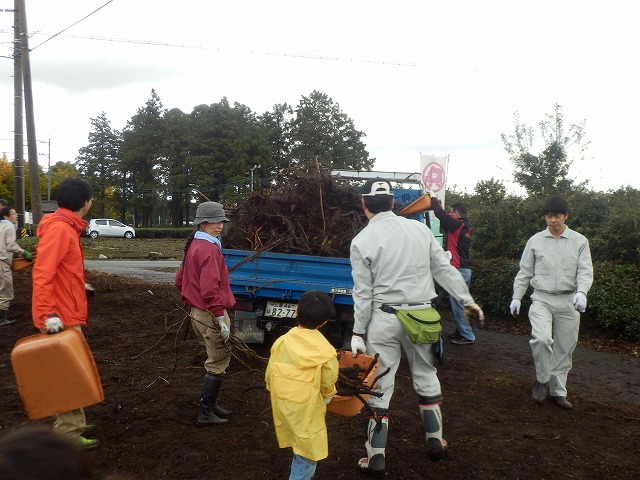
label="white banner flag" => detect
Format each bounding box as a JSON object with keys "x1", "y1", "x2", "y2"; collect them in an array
[{"x1": 420, "y1": 154, "x2": 449, "y2": 206}]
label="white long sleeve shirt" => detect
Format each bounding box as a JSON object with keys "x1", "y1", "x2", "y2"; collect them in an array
[
  {"x1": 350, "y1": 211, "x2": 474, "y2": 334},
  {"x1": 513, "y1": 226, "x2": 593, "y2": 300}
]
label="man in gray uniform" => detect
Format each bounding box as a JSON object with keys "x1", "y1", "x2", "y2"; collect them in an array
[
  {"x1": 510, "y1": 196, "x2": 593, "y2": 410},
  {"x1": 349, "y1": 178, "x2": 484, "y2": 478}
]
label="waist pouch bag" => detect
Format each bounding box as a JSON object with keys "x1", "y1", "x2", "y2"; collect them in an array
[{"x1": 381, "y1": 305, "x2": 442, "y2": 344}]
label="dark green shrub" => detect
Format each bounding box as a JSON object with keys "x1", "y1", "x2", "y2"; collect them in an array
[
  {"x1": 469, "y1": 258, "x2": 524, "y2": 316},
  {"x1": 587, "y1": 261, "x2": 640, "y2": 341},
  {"x1": 135, "y1": 228, "x2": 193, "y2": 239}
]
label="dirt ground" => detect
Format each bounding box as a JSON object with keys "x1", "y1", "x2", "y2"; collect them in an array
[{"x1": 1, "y1": 268, "x2": 639, "y2": 480}]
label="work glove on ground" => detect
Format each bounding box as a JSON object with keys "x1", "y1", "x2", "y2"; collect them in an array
[
  {"x1": 573, "y1": 292, "x2": 587, "y2": 313},
  {"x1": 216, "y1": 316, "x2": 230, "y2": 342},
  {"x1": 44, "y1": 316, "x2": 64, "y2": 334},
  {"x1": 464, "y1": 303, "x2": 485, "y2": 328},
  {"x1": 22, "y1": 251, "x2": 34, "y2": 261},
  {"x1": 350, "y1": 334, "x2": 367, "y2": 357},
  {"x1": 510, "y1": 299, "x2": 521, "y2": 317}
]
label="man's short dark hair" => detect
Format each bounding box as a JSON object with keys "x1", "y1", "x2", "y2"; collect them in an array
[
  {"x1": 56, "y1": 178, "x2": 92, "y2": 212},
  {"x1": 0, "y1": 199, "x2": 8, "y2": 207},
  {"x1": 0, "y1": 206, "x2": 12, "y2": 218},
  {"x1": 542, "y1": 196, "x2": 569, "y2": 215},
  {"x1": 451, "y1": 203, "x2": 468, "y2": 217},
  {"x1": 363, "y1": 195, "x2": 394, "y2": 214},
  {"x1": 297, "y1": 290, "x2": 336, "y2": 329}
]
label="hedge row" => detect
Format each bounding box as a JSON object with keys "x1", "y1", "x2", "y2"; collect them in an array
[
  {"x1": 469, "y1": 258, "x2": 640, "y2": 342},
  {"x1": 133, "y1": 228, "x2": 194, "y2": 238}
]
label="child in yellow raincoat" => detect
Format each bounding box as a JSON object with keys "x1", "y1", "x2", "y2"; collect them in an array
[{"x1": 265, "y1": 290, "x2": 339, "y2": 480}]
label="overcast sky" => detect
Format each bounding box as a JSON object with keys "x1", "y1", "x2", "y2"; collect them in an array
[{"x1": 1, "y1": 0, "x2": 638, "y2": 193}]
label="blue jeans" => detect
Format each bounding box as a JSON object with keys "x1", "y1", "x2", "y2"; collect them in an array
[
  {"x1": 290, "y1": 454, "x2": 317, "y2": 480},
  {"x1": 450, "y1": 268, "x2": 475, "y2": 341}
]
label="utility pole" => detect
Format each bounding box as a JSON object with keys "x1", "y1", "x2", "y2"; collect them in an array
[
  {"x1": 17, "y1": 0, "x2": 43, "y2": 227},
  {"x1": 13, "y1": 0, "x2": 25, "y2": 230}
]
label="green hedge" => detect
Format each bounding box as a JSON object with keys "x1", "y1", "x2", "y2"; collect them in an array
[
  {"x1": 468, "y1": 258, "x2": 640, "y2": 342},
  {"x1": 134, "y1": 228, "x2": 194, "y2": 238}
]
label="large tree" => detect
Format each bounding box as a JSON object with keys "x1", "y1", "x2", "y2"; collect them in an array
[
  {"x1": 161, "y1": 107, "x2": 192, "y2": 227},
  {"x1": 501, "y1": 104, "x2": 589, "y2": 196},
  {"x1": 289, "y1": 91, "x2": 373, "y2": 172},
  {"x1": 119, "y1": 90, "x2": 166, "y2": 227},
  {"x1": 76, "y1": 112, "x2": 121, "y2": 217}
]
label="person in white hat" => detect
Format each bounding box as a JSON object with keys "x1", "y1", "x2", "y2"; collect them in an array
[
  {"x1": 175, "y1": 201, "x2": 236, "y2": 426},
  {"x1": 349, "y1": 178, "x2": 484, "y2": 477}
]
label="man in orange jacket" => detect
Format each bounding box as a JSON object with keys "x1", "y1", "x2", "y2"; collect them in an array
[{"x1": 32, "y1": 177, "x2": 98, "y2": 449}]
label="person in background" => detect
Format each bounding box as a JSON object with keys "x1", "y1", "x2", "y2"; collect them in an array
[
  {"x1": 175, "y1": 201, "x2": 236, "y2": 426},
  {"x1": 31, "y1": 177, "x2": 98, "y2": 449},
  {"x1": 350, "y1": 178, "x2": 484, "y2": 477},
  {"x1": 510, "y1": 196, "x2": 593, "y2": 410},
  {"x1": 265, "y1": 290, "x2": 339, "y2": 480},
  {"x1": 0, "y1": 206, "x2": 33, "y2": 326},
  {"x1": 430, "y1": 197, "x2": 476, "y2": 345}
]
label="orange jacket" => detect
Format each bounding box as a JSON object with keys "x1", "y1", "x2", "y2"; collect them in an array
[{"x1": 32, "y1": 208, "x2": 88, "y2": 329}]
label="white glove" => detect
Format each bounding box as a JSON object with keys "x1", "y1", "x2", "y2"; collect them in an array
[
  {"x1": 463, "y1": 303, "x2": 485, "y2": 328},
  {"x1": 510, "y1": 299, "x2": 521, "y2": 317},
  {"x1": 573, "y1": 292, "x2": 587, "y2": 313},
  {"x1": 350, "y1": 335, "x2": 367, "y2": 357},
  {"x1": 44, "y1": 316, "x2": 64, "y2": 334},
  {"x1": 324, "y1": 395, "x2": 334, "y2": 404},
  {"x1": 215, "y1": 316, "x2": 230, "y2": 342}
]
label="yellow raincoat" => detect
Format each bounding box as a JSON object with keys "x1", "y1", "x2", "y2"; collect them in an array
[{"x1": 265, "y1": 327, "x2": 339, "y2": 461}]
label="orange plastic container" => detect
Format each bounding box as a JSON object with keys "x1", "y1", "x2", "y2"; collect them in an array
[
  {"x1": 327, "y1": 350, "x2": 380, "y2": 417},
  {"x1": 11, "y1": 255, "x2": 36, "y2": 271},
  {"x1": 400, "y1": 193, "x2": 432, "y2": 215},
  {"x1": 11, "y1": 329, "x2": 104, "y2": 419}
]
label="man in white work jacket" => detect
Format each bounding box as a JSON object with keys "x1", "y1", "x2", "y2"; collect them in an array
[
  {"x1": 349, "y1": 178, "x2": 484, "y2": 478},
  {"x1": 510, "y1": 196, "x2": 593, "y2": 411}
]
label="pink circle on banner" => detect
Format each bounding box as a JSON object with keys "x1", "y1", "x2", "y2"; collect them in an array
[{"x1": 422, "y1": 162, "x2": 446, "y2": 192}]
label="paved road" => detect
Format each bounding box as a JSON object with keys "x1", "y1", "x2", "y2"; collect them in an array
[{"x1": 85, "y1": 260, "x2": 180, "y2": 285}]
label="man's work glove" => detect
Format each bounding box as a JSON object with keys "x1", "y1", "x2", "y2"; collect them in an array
[
  {"x1": 324, "y1": 395, "x2": 334, "y2": 404},
  {"x1": 44, "y1": 316, "x2": 64, "y2": 334},
  {"x1": 464, "y1": 303, "x2": 485, "y2": 328},
  {"x1": 22, "y1": 251, "x2": 34, "y2": 262},
  {"x1": 573, "y1": 292, "x2": 587, "y2": 313},
  {"x1": 350, "y1": 334, "x2": 367, "y2": 357},
  {"x1": 85, "y1": 283, "x2": 96, "y2": 299},
  {"x1": 510, "y1": 299, "x2": 521, "y2": 317},
  {"x1": 215, "y1": 316, "x2": 230, "y2": 342}
]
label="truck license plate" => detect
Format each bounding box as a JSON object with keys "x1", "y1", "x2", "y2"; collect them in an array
[{"x1": 265, "y1": 301, "x2": 297, "y2": 318}]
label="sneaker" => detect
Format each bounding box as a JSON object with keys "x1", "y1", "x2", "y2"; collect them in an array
[
  {"x1": 447, "y1": 331, "x2": 462, "y2": 339},
  {"x1": 357, "y1": 457, "x2": 385, "y2": 478},
  {"x1": 77, "y1": 436, "x2": 99, "y2": 449},
  {"x1": 450, "y1": 336, "x2": 474, "y2": 345},
  {"x1": 427, "y1": 438, "x2": 448, "y2": 461}
]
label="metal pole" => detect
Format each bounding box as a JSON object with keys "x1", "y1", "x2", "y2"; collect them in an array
[
  {"x1": 13, "y1": 0, "x2": 24, "y2": 230},
  {"x1": 47, "y1": 137, "x2": 51, "y2": 200}
]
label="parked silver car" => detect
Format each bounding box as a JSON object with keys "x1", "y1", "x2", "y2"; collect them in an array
[{"x1": 87, "y1": 219, "x2": 135, "y2": 239}]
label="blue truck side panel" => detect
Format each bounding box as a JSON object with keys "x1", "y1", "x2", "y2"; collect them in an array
[{"x1": 222, "y1": 249, "x2": 355, "y2": 306}]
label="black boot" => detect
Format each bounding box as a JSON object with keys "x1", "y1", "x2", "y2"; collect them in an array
[
  {"x1": 197, "y1": 373, "x2": 230, "y2": 426},
  {"x1": 0, "y1": 310, "x2": 16, "y2": 327}
]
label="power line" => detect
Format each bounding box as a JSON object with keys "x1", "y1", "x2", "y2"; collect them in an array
[{"x1": 29, "y1": 0, "x2": 115, "y2": 52}]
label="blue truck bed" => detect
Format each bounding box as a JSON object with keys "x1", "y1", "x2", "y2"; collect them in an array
[{"x1": 222, "y1": 248, "x2": 354, "y2": 306}]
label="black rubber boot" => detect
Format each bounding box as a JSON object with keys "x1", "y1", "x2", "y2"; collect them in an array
[
  {"x1": 0, "y1": 310, "x2": 16, "y2": 327},
  {"x1": 197, "y1": 373, "x2": 230, "y2": 426}
]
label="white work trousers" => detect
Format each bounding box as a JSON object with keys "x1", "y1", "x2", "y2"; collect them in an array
[
  {"x1": 365, "y1": 308, "x2": 441, "y2": 410},
  {"x1": 528, "y1": 291, "x2": 580, "y2": 397}
]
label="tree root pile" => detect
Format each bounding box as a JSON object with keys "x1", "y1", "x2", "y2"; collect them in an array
[{"x1": 224, "y1": 170, "x2": 366, "y2": 257}]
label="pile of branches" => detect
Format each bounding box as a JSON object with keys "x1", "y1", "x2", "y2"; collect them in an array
[{"x1": 224, "y1": 169, "x2": 366, "y2": 258}]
